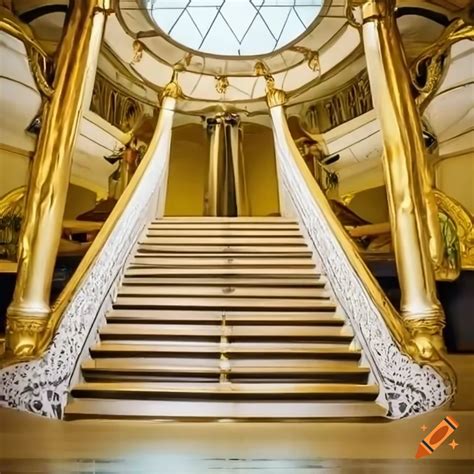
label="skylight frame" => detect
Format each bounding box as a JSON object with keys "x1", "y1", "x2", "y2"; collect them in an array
[{"x1": 144, "y1": 0, "x2": 325, "y2": 58}]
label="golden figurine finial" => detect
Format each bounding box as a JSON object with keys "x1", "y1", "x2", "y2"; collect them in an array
[
  {"x1": 254, "y1": 61, "x2": 286, "y2": 107},
  {"x1": 290, "y1": 46, "x2": 321, "y2": 74},
  {"x1": 130, "y1": 40, "x2": 143, "y2": 65},
  {"x1": 159, "y1": 68, "x2": 183, "y2": 103},
  {"x1": 215, "y1": 75, "x2": 229, "y2": 94}
]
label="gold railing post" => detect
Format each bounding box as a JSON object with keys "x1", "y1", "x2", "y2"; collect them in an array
[
  {"x1": 354, "y1": 0, "x2": 446, "y2": 354},
  {"x1": 6, "y1": 0, "x2": 112, "y2": 357}
]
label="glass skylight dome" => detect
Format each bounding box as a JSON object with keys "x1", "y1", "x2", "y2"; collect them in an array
[{"x1": 147, "y1": 1, "x2": 323, "y2": 56}]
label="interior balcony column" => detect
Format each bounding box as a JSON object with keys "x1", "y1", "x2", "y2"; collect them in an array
[
  {"x1": 351, "y1": 0, "x2": 446, "y2": 354},
  {"x1": 6, "y1": 1, "x2": 112, "y2": 357}
]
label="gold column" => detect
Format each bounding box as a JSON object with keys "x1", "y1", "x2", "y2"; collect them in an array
[
  {"x1": 206, "y1": 115, "x2": 226, "y2": 216},
  {"x1": 229, "y1": 117, "x2": 250, "y2": 216},
  {"x1": 6, "y1": 1, "x2": 111, "y2": 357},
  {"x1": 205, "y1": 114, "x2": 249, "y2": 216},
  {"x1": 355, "y1": 0, "x2": 445, "y2": 353}
]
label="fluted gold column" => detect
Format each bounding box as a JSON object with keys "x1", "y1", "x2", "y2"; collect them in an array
[
  {"x1": 6, "y1": 1, "x2": 112, "y2": 357},
  {"x1": 355, "y1": 0, "x2": 445, "y2": 353}
]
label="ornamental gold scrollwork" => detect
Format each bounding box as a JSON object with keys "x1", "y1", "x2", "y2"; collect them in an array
[
  {"x1": 345, "y1": 0, "x2": 363, "y2": 28},
  {"x1": 303, "y1": 70, "x2": 372, "y2": 133},
  {"x1": 0, "y1": 186, "x2": 26, "y2": 260},
  {"x1": 254, "y1": 61, "x2": 287, "y2": 107},
  {"x1": 411, "y1": 18, "x2": 474, "y2": 112},
  {"x1": 130, "y1": 39, "x2": 143, "y2": 65},
  {"x1": 434, "y1": 190, "x2": 474, "y2": 271},
  {"x1": 289, "y1": 46, "x2": 321, "y2": 74},
  {"x1": 0, "y1": 7, "x2": 54, "y2": 98},
  {"x1": 215, "y1": 75, "x2": 229, "y2": 94},
  {"x1": 91, "y1": 71, "x2": 148, "y2": 132},
  {"x1": 6, "y1": 317, "x2": 48, "y2": 358}
]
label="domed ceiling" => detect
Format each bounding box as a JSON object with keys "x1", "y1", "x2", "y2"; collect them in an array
[{"x1": 111, "y1": 0, "x2": 362, "y2": 107}]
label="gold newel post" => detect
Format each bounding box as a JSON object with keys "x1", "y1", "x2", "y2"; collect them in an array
[
  {"x1": 6, "y1": 1, "x2": 112, "y2": 357},
  {"x1": 354, "y1": 0, "x2": 446, "y2": 355}
]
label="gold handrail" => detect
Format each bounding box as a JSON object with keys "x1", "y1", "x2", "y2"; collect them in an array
[
  {"x1": 0, "y1": 100, "x2": 173, "y2": 366},
  {"x1": 37, "y1": 122, "x2": 166, "y2": 354},
  {"x1": 270, "y1": 105, "x2": 455, "y2": 393},
  {"x1": 0, "y1": 7, "x2": 53, "y2": 98}
]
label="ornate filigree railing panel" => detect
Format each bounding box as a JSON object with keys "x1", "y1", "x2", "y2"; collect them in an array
[
  {"x1": 302, "y1": 69, "x2": 373, "y2": 133},
  {"x1": 270, "y1": 105, "x2": 454, "y2": 419},
  {"x1": 90, "y1": 71, "x2": 157, "y2": 132},
  {"x1": 0, "y1": 99, "x2": 175, "y2": 418}
]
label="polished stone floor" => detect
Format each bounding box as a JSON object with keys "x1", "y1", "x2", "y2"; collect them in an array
[
  {"x1": 1, "y1": 355, "x2": 473, "y2": 473},
  {"x1": 0, "y1": 406, "x2": 473, "y2": 473}
]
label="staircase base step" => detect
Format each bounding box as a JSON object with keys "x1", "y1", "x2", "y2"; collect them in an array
[{"x1": 65, "y1": 399, "x2": 386, "y2": 421}]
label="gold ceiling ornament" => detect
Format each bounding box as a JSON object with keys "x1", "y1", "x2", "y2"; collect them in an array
[
  {"x1": 264, "y1": 75, "x2": 287, "y2": 108},
  {"x1": 130, "y1": 39, "x2": 143, "y2": 65},
  {"x1": 159, "y1": 69, "x2": 184, "y2": 103},
  {"x1": 411, "y1": 17, "x2": 474, "y2": 113},
  {"x1": 345, "y1": 0, "x2": 363, "y2": 28},
  {"x1": 0, "y1": 7, "x2": 54, "y2": 99},
  {"x1": 215, "y1": 75, "x2": 229, "y2": 94},
  {"x1": 289, "y1": 46, "x2": 321, "y2": 74},
  {"x1": 434, "y1": 190, "x2": 474, "y2": 271},
  {"x1": 183, "y1": 52, "x2": 193, "y2": 67},
  {"x1": 254, "y1": 62, "x2": 287, "y2": 108},
  {"x1": 253, "y1": 60, "x2": 270, "y2": 77}
]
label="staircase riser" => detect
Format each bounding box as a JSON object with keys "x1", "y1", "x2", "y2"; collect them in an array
[{"x1": 82, "y1": 372, "x2": 370, "y2": 384}]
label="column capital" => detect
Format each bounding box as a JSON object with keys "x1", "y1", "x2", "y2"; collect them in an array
[
  {"x1": 347, "y1": 0, "x2": 395, "y2": 24},
  {"x1": 160, "y1": 69, "x2": 183, "y2": 104}
]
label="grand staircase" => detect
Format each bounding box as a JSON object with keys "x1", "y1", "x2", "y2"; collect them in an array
[{"x1": 65, "y1": 218, "x2": 384, "y2": 420}]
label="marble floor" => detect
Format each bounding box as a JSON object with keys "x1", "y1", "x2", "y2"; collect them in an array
[{"x1": 1, "y1": 355, "x2": 473, "y2": 473}]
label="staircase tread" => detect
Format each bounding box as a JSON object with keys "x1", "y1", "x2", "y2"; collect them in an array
[
  {"x1": 82, "y1": 360, "x2": 368, "y2": 374},
  {"x1": 71, "y1": 381, "x2": 379, "y2": 395},
  {"x1": 142, "y1": 238, "x2": 306, "y2": 246},
  {"x1": 125, "y1": 268, "x2": 319, "y2": 277},
  {"x1": 130, "y1": 258, "x2": 316, "y2": 268},
  {"x1": 146, "y1": 230, "x2": 303, "y2": 237},
  {"x1": 121, "y1": 277, "x2": 325, "y2": 287},
  {"x1": 99, "y1": 324, "x2": 352, "y2": 338},
  {"x1": 64, "y1": 399, "x2": 387, "y2": 420},
  {"x1": 153, "y1": 217, "x2": 296, "y2": 223},
  {"x1": 137, "y1": 245, "x2": 310, "y2": 254},
  {"x1": 91, "y1": 342, "x2": 359, "y2": 355},
  {"x1": 116, "y1": 287, "x2": 330, "y2": 299}
]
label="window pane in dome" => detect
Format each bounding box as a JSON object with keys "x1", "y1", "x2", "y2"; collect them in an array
[{"x1": 147, "y1": 0, "x2": 323, "y2": 56}]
